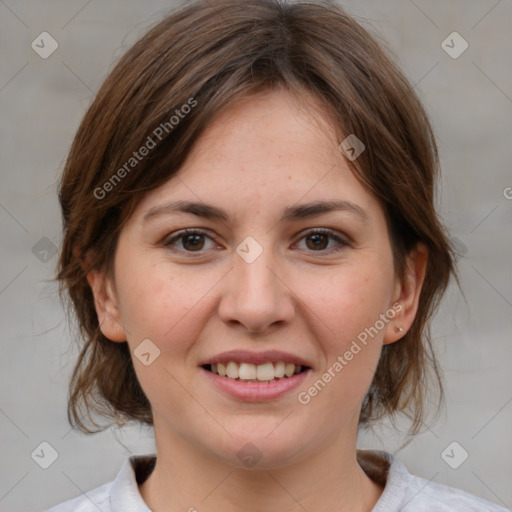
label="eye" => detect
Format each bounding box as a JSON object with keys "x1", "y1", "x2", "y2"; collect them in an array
[
  {"x1": 163, "y1": 227, "x2": 349, "y2": 255},
  {"x1": 294, "y1": 228, "x2": 349, "y2": 253},
  {"x1": 163, "y1": 229, "x2": 218, "y2": 253}
]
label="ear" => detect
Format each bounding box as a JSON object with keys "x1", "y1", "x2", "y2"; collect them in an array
[
  {"x1": 383, "y1": 243, "x2": 428, "y2": 345},
  {"x1": 87, "y1": 269, "x2": 127, "y2": 343}
]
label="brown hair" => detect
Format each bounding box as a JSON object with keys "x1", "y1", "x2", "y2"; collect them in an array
[{"x1": 57, "y1": 0, "x2": 455, "y2": 434}]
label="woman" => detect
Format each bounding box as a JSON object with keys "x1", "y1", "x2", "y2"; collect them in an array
[{"x1": 47, "y1": 0, "x2": 507, "y2": 510}]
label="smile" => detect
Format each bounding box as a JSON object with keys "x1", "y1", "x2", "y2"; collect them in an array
[
  {"x1": 200, "y1": 363, "x2": 312, "y2": 401},
  {"x1": 204, "y1": 361, "x2": 308, "y2": 383}
]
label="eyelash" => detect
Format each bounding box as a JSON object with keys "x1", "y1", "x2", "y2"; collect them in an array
[{"x1": 163, "y1": 227, "x2": 350, "y2": 255}]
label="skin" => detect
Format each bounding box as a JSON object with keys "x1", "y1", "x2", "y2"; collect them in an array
[{"x1": 88, "y1": 87, "x2": 427, "y2": 512}]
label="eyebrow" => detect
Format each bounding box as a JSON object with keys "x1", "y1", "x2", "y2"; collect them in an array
[{"x1": 142, "y1": 199, "x2": 368, "y2": 224}]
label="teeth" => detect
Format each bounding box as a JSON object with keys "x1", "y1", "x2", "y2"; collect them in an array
[
  {"x1": 217, "y1": 362, "x2": 226, "y2": 377},
  {"x1": 226, "y1": 361, "x2": 239, "y2": 379},
  {"x1": 239, "y1": 362, "x2": 256, "y2": 380},
  {"x1": 274, "y1": 361, "x2": 285, "y2": 378},
  {"x1": 208, "y1": 361, "x2": 305, "y2": 381},
  {"x1": 256, "y1": 362, "x2": 274, "y2": 381},
  {"x1": 285, "y1": 363, "x2": 295, "y2": 377}
]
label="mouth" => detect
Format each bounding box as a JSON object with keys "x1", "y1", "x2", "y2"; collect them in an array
[
  {"x1": 199, "y1": 350, "x2": 313, "y2": 401},
  {"x1": 201, "y1": 361, "x2": 311, "y2": 384}
]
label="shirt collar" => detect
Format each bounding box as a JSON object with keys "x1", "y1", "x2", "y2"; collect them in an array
[
  {"x1": 110, "y1": 454, "x2": 156, "y2": 512},
  {"x1": 108, "y1": 450, "x2": 407, "y2": 511},
  {"x1": 367, "y1": 450, "x2": 410, "y2": 511}
]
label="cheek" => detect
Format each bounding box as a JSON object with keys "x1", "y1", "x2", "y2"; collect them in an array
[
  {"x1": 299, "y1": 261, "x2": 394, "y2": 343},
  {"x1": 295, "y1": 260, "x2": 394, "y2": 402},
  {"x1": 115, "y1": 254, "x2": 184, "y2": 333},
  {"x1": 114, "y1": 263, "x2": 208, "y2": 417},
  {"x1": 305, "y1": 261, "x2": 395, "y2": 406},
  {"x1": 115, "y1": 257, "x2": 221, "y2": 366}
]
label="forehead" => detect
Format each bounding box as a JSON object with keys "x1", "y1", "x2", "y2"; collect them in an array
[
  {"x1": 130, "y1": 87, "x2": 380, "y2": 224},
  {"x1": 190, "y1": 87, "x2": 341, "y2": 167}
]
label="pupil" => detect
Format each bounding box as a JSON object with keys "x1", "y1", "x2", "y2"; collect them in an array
[
  {"x1": 183, "y1": 234, "x2": 204, "y2": 251},
  {"x1": 307, "y1": 233, "x2": 328, "y2": 250}
]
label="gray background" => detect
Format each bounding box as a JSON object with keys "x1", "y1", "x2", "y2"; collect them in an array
[{"x1": 1, "y1": 1, "x2": 511, "y2": 510}]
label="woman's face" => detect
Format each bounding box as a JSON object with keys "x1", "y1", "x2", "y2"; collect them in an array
[{"x1": 90, "y1": 87, "x2": 421, "y2": 468}]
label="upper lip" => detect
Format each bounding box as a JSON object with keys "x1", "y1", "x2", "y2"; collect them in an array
[{"x1": 200, "y1": 349, "x2": 313, "y2": 368}]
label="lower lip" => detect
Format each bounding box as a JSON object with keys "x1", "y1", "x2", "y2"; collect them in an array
[{"x1": 200, "y1": 367, "x2": 312, "y2": 401}]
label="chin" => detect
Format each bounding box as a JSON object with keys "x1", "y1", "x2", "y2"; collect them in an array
[{"x1": 208, "y1": 424, "x2": 304, "y2": 470}]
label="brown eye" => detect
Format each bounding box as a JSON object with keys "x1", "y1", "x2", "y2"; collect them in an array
[
  {"x1": 295, "y1": 228, "x2": 349, "y2": 254},
  {"x1": 181, "y1": 233, "x2": 205, "y2": 251},
  {"x1": 305, "y1": 233, "x2": 329, "y2": 250},
  {"x1": 164, "y1": 229, "x2": 216, "y2": 253}
]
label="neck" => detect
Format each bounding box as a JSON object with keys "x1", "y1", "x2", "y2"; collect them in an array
[{"x1": 139, "y1": 420, "x2": 384, "y2": 512}]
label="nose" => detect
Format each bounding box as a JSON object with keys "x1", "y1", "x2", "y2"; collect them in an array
[{"x1": 217, "y1": 242, "x2": 295, "y2": 334}]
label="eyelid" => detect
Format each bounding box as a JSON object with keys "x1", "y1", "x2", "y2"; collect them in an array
[
  {"x1": 295, "y1": 226, "x2": 350, "y2": 242},
  {"x1": 292, "y1": 227, "x2": 351, "y2": 252},
  {"x1": 163, "y1": 227, "x2": 351, "y2": 255},
  {"x1": 163, "y1": 228, "x2": 219, "y2": 250}
]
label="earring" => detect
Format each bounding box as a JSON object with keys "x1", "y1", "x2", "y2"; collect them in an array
[{"x1": 394, "y1": 326, "x2": 404, "y2": 333}]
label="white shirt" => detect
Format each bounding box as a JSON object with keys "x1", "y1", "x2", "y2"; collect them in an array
[{"x1": 43, "y1": 450, "x2": 508, "y2": 511}]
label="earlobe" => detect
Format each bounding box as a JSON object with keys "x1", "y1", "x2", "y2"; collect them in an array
[
  {"x1": 384, "y1": 243, "x2": 428, "y2": 344},
  {"x1": 86, "y1": 270, "x2": 127, "y2": 342}
]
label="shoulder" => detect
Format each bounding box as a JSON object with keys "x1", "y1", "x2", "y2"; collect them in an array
[
  {"x1": 42, "y1": 455, "x2": 155, "y2": 512},
  {"x1": 42, "y1": 481, "x2": 112, "y2": 512},
  {"x1": 403, "y1": 472, "x2": 508, "y2": 511},
  {"x1": 360, "y1": 450, "x2": 508, "y2": 512}
]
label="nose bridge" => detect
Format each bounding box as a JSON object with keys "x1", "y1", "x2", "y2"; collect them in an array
[
  {"x1": 237, "y1": 242, "x2": 276, "y2": 297},
  {"x1": 217, "y1": 236, "x2": 294, "y2": 332},
  {"x1": 233, "y1": 237, "x2": 280, "y2": 306}
]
